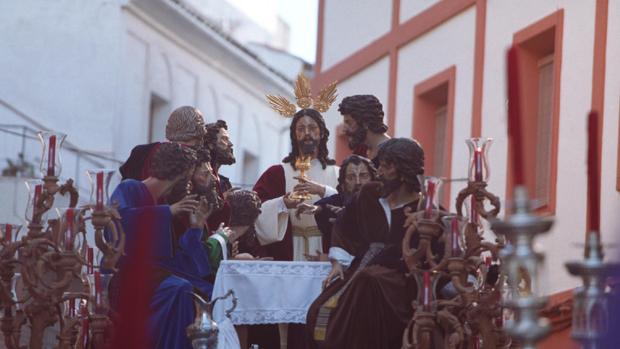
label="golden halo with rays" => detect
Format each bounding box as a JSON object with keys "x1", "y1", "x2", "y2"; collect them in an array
[{"x1": 266, "y1": 74, "x2": 338, "y2": 118}]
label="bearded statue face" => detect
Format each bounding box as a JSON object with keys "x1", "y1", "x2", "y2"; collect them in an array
[
  {"x1": 214, "y1": 128, "x2": 236, "y2": 165},
  {"x1": 294, "y1": 116, "x2": 321, "y2": 156},
  {"x1": 376, "y1": 160, "x2": 402, "y2": 198},
  {"x1": 192, "y1": 162, "x2": 223, "y2": 210},
  {"x1": 343, "y1": 162, "x2": 372, "y2": 196},
  {"x1": 342, "y1": 114, "x2": 367, "y2": 150}
]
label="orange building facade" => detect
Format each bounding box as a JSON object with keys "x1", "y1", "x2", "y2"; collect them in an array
[{"x1": 312, "y1": 1, "x2": 620, "y2": 347}]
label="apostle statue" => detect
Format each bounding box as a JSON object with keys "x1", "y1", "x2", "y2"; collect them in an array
[
  {"x1": 306, "y1": 138, "x2": 441, "y2": 349},
  {"x1": 338, "y1": 94, "x2": 390, "y2": 161},
  {"x1": 204, "y1": 120, "x2": 237, "y2": 231},
  {"x1": 252, "y1": 74, "x2": 340, "y2": 262},
  {"x1": 296, "y1": 154, "x2": 377, "y2": 255},
  {"x1": 119, "y1": 105, "x2": 206, "y2": 180}
]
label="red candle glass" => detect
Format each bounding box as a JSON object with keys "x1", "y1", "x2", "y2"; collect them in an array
[
  {"x1": 65, "y1": 208, "x2": 74, "y2": 250},
  {"x1": 441, "y1": 215, "x2": 466, "y2": 257},
  {"x1": 87, "y1": 247, "x2": 94, "y2": 274},
  {"x1": 587, "y1": 111, "x2": 600, "y2": 233},
  {"x1": 422, "y1": 271, "x2": 432, "y2": 311},
  {"x1": 4, "y1": 224, "x2": 11, "y2": 243},
  {"x1": 417, "y1": 175, "x2": 443, "y2": 220},
  {"x1": 80, "y1": 301, "x2": 90, "y2": 347},
  {"x1": 47, "y1": 135, "x2": 56, "y2": 176},
  {"x1": 94, "y1": 271, "x2": 102, "y2": 307},
  {"x1": 87, "y1": 169, "x2": 116, "y2": 210},
  {"x1": 37, "y1": 131, "x2": 66, "y2": 178},
  {"x1": 506, "y1": 47, "x2": 525, "y2": 186},
  {"x1": 466, "y1": 138, "x2": 493, "y2": 183},
  {"x1": 56, "y1": 207, "x2": 80, "y2": 251},
  {"x1": 96, "y1": 172, "x2": 104, "y2": 209},
  {"x1": 1, "y1": 224, "x2": 22, "y2": 244},
  {"x1": 25, "y1": 180, "x2": 44, "y2": 224}
]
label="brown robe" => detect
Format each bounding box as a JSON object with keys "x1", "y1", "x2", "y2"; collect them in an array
[{"x1": 306, "y1": 182, "x2": 429, "y2": 349}]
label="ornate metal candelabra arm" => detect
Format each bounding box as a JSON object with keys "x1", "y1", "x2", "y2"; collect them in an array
[
  {"x1": 57, "y1": 293, "x2": 90, "y2": 349},
  {"x1": 0, "y1": 243, "x2": 26, "y2": 349},
  {"x1": 1, "y1": 307, "x2": 26, "y2": 349},
  {"x1": 491, "y1": 185, "x2": 553, "y2": 349},
  {"x1": 402, "y1": 304, "x2": 436, "y2": 349},
  {"x1": 456, "y1": 181, "x2": 501, "y2": 220},
  {"x1": 402, "y1": 214, "x2": 445, "y2": 272},
  {"x1": 564, "y1": 232, "x2": 620, "y2": 349},
  {"x1": 91, "y1": 206, "x2": 125, "y2": 271}
]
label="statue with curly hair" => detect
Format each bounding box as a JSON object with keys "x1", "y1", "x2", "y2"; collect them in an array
[
  {"x1": 252, "y1": 107, "x2": 340, "y2": 264},
  {"x1": 338, "y1": 94, "x2": 391, "y2": 160},
  {"x1": 203, "y1": 120, "x2": 236, "y2": 231},
  {"x1": 306, "y1": 138, "x2": 432, "y2": 349},
  {"x1": 110, "y1": 142, "x2": 219, "y2": 349},
  {"x1": 119, "y1": 105, "x2": 206, "y2": 181}
]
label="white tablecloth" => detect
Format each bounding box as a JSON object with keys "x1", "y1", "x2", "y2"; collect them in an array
[{"x1": 212, "y1": 260, "x2": 331, "y2": 325}]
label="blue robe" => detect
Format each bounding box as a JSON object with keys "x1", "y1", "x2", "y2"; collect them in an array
[{"x1": 110, "y1": 179, "x2": 213, "y2": 349}]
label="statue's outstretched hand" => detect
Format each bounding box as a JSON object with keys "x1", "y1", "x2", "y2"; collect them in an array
[
  {"x1": 283, "y1": 192, "x2": 305, "y2": 209},
  {"x1": 293, "y1": 176, "x2": 326, "y2": 197},
  {"x1": 326, "y1": 204, "x2": 343, "y2": 215},
  {"x1": 295, "y1": 203, "x2": 320, "y2": 219}
]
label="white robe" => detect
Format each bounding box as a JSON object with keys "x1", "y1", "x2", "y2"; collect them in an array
[{"x1": 254, "y1": 159, "x2": 339, "y2": 261}]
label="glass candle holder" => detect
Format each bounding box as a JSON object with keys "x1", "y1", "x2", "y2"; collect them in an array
[
  {"x1": 440, "y1": 215, "x2": 466, "y2": 258},
  {"x1": 83, "y1": 247, "x2": 104, "y2": 276},
  {"x1": 78, "y1": 299, "x2": 90, "y2": 348},
  {"x1": 0, "y1": 224, "x2": 22, "y2": 244},
  {"x1": 417, "y1": 175, "x2": 443, "y2": 220},
  {"x1": 86, "y1": 169, "x2": 117, "y2": 210},
  {"x1": 62, "y1": 295, "x2": 84, "y2": 318},
  {"x1": 25, "y1": 179, "x2": 45, "y2": 224},
  {"x1": 37, "y1": 131, "x2": 66, "y2": 178},
  {"x1": 4, "y1": 273, "x2": 24, "y2": 309},
  {"x1": 466, "y1": 138, "x2": 493, "y2": 183},
  {"x1": 415, "y1": 271, "x2": 437, "y2": 312},
  {"x1": 55, "y1": 207, "x2": 83, "y2": 252},
  {"x1": 465, "y1": 196, "x2": 480, "y2": 226},
  {"x1": 571, "y1": 287, "x2": 609, "y2": 339},
  {"x1": 88, "y1": 271, "x2": 113, "y2": 315}
]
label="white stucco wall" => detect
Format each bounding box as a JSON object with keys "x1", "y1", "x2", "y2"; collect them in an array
[
  {"x1": 318, "y1": 0, "x2": 619, "y2": 296},
  {"x1": 321, "y1": 0, "x2": 392, "y2": 70},
  {"x1": 120, "y1": 5, "x2": 290, "y2": 186},
  {"x1": 482, "y1": 0, "x2": 598, "y2": 294},
  {"x1": 396, "y1": 7, "x2": 476, "y2": 205},
  {"x1": 0, "y1": 0, "x2": 292, "y2": 227},
  {"x1": 399, "y1": 0, "x2": 440, "y2": 24}
]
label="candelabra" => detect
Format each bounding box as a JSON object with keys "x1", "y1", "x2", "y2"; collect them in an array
[
  {"x1": 402, "y1": 146, "x2": 509, "y2": 349},
  {"x1": 0, "y1": 131, "x2": 124, "y2": 349},
  {"x1": 491, "y1": 185, "x2": 553, "y2": 349},
  {"x1": 565, "y1": 232, "x2": 620, "y2": 349}
]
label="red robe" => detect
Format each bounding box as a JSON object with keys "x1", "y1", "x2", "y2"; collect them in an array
[{"x1": 252, "y1": 165, "x2": 293, "y2": 261}]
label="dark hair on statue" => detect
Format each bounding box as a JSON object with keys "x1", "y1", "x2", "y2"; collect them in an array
[
  {"x1": 338, "y1": 95, "x2": 388, "y2": 133},
  {"x1": 282, "y1": 108, "x2": 336, "y2": 170},
  {"x1": 204, "y1": 120, "x2": 228, "y2": 152},
  {"x1": 191, "y1": 145, "x2": 211, "y2": 165},
  {"x1": 228, "y1": 190, "x2": 262, "y2": 227},
  {"x1": 376, "y1": 138, "x2": 425, "y2": 192},
  {"x1": 336, "y1": 155, "x2": 377, "y2": 193},
  {"x1": 150, "y1": 143, "x2": 197, "y2": 180}
]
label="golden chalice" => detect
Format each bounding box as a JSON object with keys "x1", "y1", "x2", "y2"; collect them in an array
[{"x1": 290, "y1": 155, "x2": 312, "y2": 201}]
